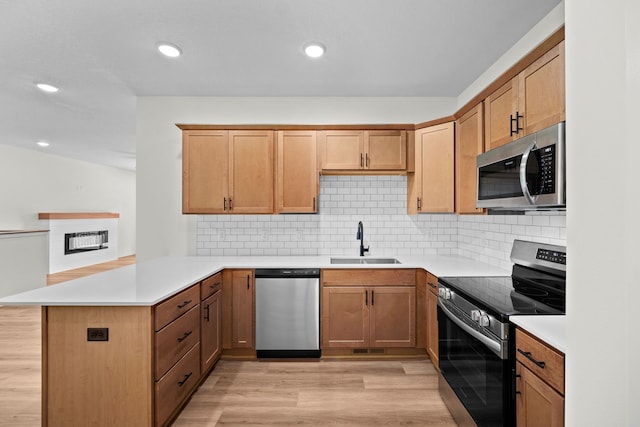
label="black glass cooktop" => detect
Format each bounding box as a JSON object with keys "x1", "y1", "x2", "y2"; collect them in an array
[{"x1": 439, "y1": 265, "x2": 565, "y2": 321}]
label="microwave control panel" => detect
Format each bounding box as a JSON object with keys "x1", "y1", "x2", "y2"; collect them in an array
[{"x1": 537, "y1": 145, "x2": 556, "y2": 194}]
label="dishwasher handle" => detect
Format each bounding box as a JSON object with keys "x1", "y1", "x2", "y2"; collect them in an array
[{"x1": 255, "y1": 268, "x2": 320, "y2": 279}]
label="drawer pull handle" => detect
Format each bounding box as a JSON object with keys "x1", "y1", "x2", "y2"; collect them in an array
[
  {"x1": 177, "y1": 300, "x2": 192, "y2": 309},
  {"x1": 177, "y1": 331, "x2": 192, "y2": 343},
  {"x1": 428, "y1": 282, "x2": 437, "y2": 289},
  {"x1": 210, "y1": 282, "x2": 221, "y2": 288},
  {"x1": 178, "y1": 372, "x2": 193, "y2": 387},
  {"x1": 517, "y1": 348, "x2": 546, "y2": 369}
]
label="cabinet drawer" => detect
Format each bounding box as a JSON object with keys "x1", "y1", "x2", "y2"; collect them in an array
[
  {"x1": 155, "y1": 305, "x2": 200, "y2": 379},
  {"x1": 426, "y1": 272, "x2": 439, "y2": 296},
  {"x1": 322, "y1": 269, "x2": 416, "y2": 286},
  {"x1": 201, "y1": 272, "x2": 222, "y2": 300},
  {"x1": 155, "y1": 285, "x2": 200, "y2": 331},
  {"x1": 516, "y1": 328, "x2": 564, "y2": 394},
  {"x1": 155, "y1": 343, "x2": 201, "y2": 427}
]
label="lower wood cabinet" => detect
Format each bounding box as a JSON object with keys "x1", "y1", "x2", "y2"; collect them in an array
[
  {"x1": 201, "y1": 281, "x2": 221, "y2": 374},
  {"x1": 322, "y1": 285, "x2": 416, "y2": 348},
  {"x1": 426, "y1": 272, "x2": 439, "y2": 366},
  {"x1": 155, "y1": 304, "x2": 200, "y2": 379},
  {"x1": 515, "y1": 328, "x2": 565, "y2": 426},
  {"x1": 222, "y1": 269, "x2": 255, "y2": 352},
  {"x1": 155, "y1": 343, "x2": 201, "y2": 426},
  {"x1": 321, "y1": 269, "x2": 416, "y2": 350},
  {"x1": 416, "y1": 270, "x2": 427, "y2": 350},
  {"x1": 42, "y1": 272, "x2": 225, "y2": 427}
]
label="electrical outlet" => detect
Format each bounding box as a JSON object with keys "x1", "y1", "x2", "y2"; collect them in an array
[{"x1": 87, "y1": 327, "x2": 109, "y2": 341}]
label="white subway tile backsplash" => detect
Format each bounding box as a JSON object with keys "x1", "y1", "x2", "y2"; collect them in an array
[{"x1": 195, "y1": 176, "x2": 566, "y2": 265}]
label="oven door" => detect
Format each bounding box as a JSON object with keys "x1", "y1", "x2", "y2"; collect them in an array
[{"x1": 438, "y1": 303, "x2": 511, "y2": 427}]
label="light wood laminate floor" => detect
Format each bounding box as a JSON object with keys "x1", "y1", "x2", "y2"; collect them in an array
[
  {"x1": 0, "y1": 256, "x2": 458, "y2": 426},
  {"x1": 173, "y1": 359, "x2": 457, "y2": 426}
]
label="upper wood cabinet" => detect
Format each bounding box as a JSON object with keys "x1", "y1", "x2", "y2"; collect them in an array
[
  {"x1": 319, "y1": 130, "x2": 407, "y2": 171},
  {"x1": 276, "y1": 130, "x2": 318, "y2": 213},
  {"x1": 484, "y1": 41, "x2": 565, "y2": 151},
  {"x1": 182, "y1": 130, "x2": 229, "y2": 214},
  {"x1": 408, "y1": 122, "x2": 455, "y2": 214},
  {"x1": 455, "y1": 103, "x2": 484, "y2": 214},
  {"x1": 182, "y1": 130, "x2": 274, "y2": 214},
  {"x1": 229, "y1": 131, "x2": 274, "y2": 214}
]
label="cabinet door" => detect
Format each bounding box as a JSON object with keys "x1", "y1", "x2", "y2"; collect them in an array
[
  {"x1": 426, "y1": 288, "x2": 439, "y2": 366},
  {"x1": 276, "y1": 130, "x2": 318, "y2": 213},
  {"x1": 319, "y1": 130, "x2": 364, "y2": 170},
  {"x1": 321, "y1": 286, "x2": 369, "y2": 348},
  {"x1": 456, "y1": 104, "x2": 484, "y2": 214},
  {"x1": 231, "y1": 270, "x2": 254, "y2": 348},
  {"x1": 415, "y1": 122, "x2": 455, "y2": 213},
  {"x1": 201, "y1": 290, "x2": 221, "y2": 373},
  {"x1": 416, "y1": 270, "x2": 427, "y2": 350},
  {"x1": 516, "y1": 362, "x2": 564, "y2": 427},
  {"x1": 229, "y1": 131, "x2": 274, "y2": 214},
  {"x1": 369, "y1": 286, "x2": 416, "y2": 348},
  {"x1": 519, "y1": 41, "x2": 565, "y2": 136},
  {"x1": 182, "y1": 130, "x2": 229, "y2": 214},
  {"x1": 365, "y1": 130, "x2": 406, "y2": 170},
  {"x1": 484, "y1": 78, "x2": 519, "y2": 151}
]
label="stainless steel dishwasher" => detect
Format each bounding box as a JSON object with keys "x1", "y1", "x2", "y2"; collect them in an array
[{"x1": 255, "y1": 268, "x2": 320, "y2": 358}]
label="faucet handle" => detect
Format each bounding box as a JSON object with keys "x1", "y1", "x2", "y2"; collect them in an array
[{"x1": 363, "y1": 246, "x2": 370, "y2": 254}]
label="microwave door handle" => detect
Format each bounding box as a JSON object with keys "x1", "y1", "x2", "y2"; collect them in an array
[{"x1": 519, "y1": 142, "x2": 537, "y2": 205}]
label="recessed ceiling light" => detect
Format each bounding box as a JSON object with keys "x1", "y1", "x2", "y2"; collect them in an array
[
  {"x1": 304, "y1": 42, "x2": 326, "y2": 58},
  {"x1": 36, "y1": 83, "x2": 59, "y2": 93},
  {"x1": 36, "y1": 141, "x2": 50, "y2": 147},
  {"x1": 157, "y1": 42, "x2": 182, "y2": 58}
]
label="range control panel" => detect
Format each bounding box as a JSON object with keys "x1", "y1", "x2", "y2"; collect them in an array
[{"x1": 536, "y1": 248, "x2": 566, "y2": 265}]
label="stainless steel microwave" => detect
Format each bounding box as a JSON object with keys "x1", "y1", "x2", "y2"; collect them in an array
[{"x1": 476, "y1": 122, "x2": 565, "y2": 210}]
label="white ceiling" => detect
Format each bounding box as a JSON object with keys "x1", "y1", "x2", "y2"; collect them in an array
[{"x1": 0, "y1": 0, "x2": 561, "y2": 171}]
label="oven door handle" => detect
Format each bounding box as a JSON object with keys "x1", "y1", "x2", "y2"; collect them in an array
[{"x1": 439, "y1": 300, "x2": 506, "y2": 359}]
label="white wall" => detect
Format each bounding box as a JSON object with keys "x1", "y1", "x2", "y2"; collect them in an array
[
  {"x1": 136, "y1": 96, "x2": 456, "y2": 262},
  {"x1": 0, "y1": 144, "x2": 136, "y2": 257},
  {"x1": 566, "y1": 0, "x2": 639, "y2": 425}
]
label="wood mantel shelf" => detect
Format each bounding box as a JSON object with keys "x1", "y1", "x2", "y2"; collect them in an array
[{"x1": 38, "y1": 212, "x2": 120, "y2": 220}]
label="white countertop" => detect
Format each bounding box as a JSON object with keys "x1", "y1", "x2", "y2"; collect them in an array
[
  {"x1": 510, "y1": 315, "x2": 566, "y2": 354},
  {"x1": 0, "y1": 254, "x2": 508, "y2": 306}
]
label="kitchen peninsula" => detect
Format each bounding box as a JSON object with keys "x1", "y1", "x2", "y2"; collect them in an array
[{"x1": 0, "y1": 254, "x2": 509, "y2": 426}]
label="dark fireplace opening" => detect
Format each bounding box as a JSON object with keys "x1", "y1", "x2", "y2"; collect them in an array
[{"x1": 64, "y1": 231, "x2": 109, "y2": 255}]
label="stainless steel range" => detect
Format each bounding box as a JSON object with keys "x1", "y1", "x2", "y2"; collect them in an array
[{"x1": 437, "y1": 239, "x2": 566, "y2": 427}]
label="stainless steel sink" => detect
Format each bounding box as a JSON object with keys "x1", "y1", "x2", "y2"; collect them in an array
[{"x1": 330, "y1": 257, "x2": 401, "y2": 265}]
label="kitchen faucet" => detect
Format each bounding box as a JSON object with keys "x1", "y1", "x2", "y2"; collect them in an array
[{"x1": 356, "y1": 221, "x2": 369, "y2": 257}]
